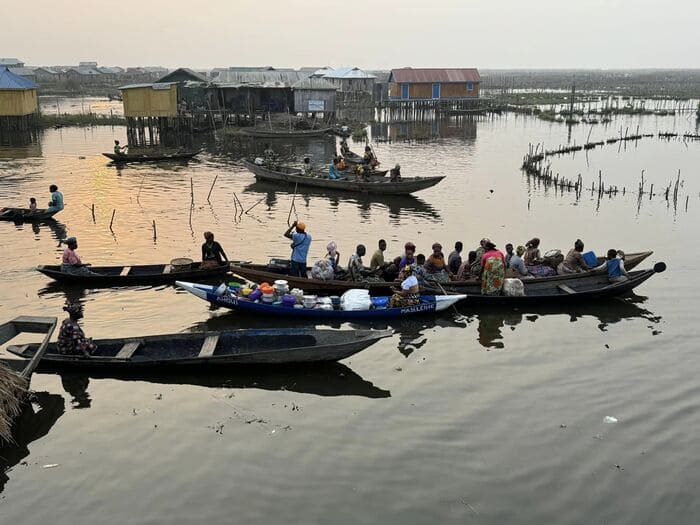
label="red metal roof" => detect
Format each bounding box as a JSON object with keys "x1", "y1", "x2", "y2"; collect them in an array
[{"x1": 389, "y1": 68, "x2": 481, "y2": 84}]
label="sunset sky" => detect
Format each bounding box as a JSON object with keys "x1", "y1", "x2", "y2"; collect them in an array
[{"x1": 4, "y1": 0, "x2": 699, "y2": 69}]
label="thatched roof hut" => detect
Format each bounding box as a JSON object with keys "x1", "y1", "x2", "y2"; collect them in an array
[{"x1": 0, "y1": 363, "x2": 28, "y2": 443}]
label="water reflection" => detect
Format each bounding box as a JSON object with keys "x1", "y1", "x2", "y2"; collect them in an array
[
  {"x1": 459, "y1": 295, "x2": 662, "y2": 349},
  {"x1": 37, "y1": 365, "x2": 390, "y2": 399},
  {"x1": 0, "y1": 392, "x2": 65, "y2": 493},
  {"x1": 243, "y1": 181, "x2": 442, "y2": 222},
  {"x1": 372, "y1": 116, "x2": 478, "y2": 142}
]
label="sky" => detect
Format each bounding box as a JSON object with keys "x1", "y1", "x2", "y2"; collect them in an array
[{"x1": 3, "y1": 0, "x2": 699, "y2": 69}]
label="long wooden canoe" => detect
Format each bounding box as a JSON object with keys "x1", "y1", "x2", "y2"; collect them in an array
[
  {"x1": 102, "y1": 150, "x2": 200, "y2": 163},
  {"x1": 0, "y1": 207, "x2": 59, "y2": 222},
  {"x1": 177, "y1": 281, "x2": 465, "y2": 319},
  {"x1": 242, "y1": 160, "x2": 444, "y2": 195},
  {"x1": 6, "y1": 328, "x2": 391, "y2": 367},
  {"x1": 230, "y1": 251, "x2": 654, "y2": 295},
  {"x1": 36, "y1": 261, "x2": 232, "y2": 286},
  {"x1": 453, "y1": 264, "x2": 665, "y2": 306},
  {"x1": 239, "y1": 127, "x2": 332, "y2": 138}
]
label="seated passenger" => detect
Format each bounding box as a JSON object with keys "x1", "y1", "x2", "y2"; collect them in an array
[
  {"x1": 390, "y1": 164, "x2": 401, "y2": 182},
  {"x1": 423, "y1": 243, "x2": 450, "y2": 283},
  {"x1": 389, "y1": 265, "x2": 421, "y2": 307},
  {"x1": 58, "y1": 302, "x2": 97, "y2": 356},
  {"x1": 60, "y1": 237, "x2": 96, "y2": 275},
  {"x1": 508, "y1": 245, "x2": 529, "y2": 277},
  {"x1": 457, "y1": 251, "x2": 478, "y2": 280},
  {"x1": 596, "y1": 249, "x2": 629, "y2": 283},
  {"x1": 558, "y1": 239, "x2": 591, "y2": 274}
]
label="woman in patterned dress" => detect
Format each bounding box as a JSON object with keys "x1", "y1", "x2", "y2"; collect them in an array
[
  {"x1": 57, "y1": 303, "x2": 97, "y2": 356},
  {"x1": 480, "y1": 241, "x2": 506, "y2": 296}
]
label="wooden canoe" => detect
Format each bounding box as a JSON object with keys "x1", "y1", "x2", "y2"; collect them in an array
[
  {"x1": 230, "y1": 251, "x2": 654, "y2": 295},
  {"x1": 36, "y1": 262, "x2": 232, "y2": 286},
  {"x1": 242, "y1": 160, "x2": 444, "y2": 195},
  {"x1": 0, "y1": 207, "x2": 58, "y2": 222},
  {"x1": 5, "y1": 328, "x2": 392, "y2": 368},
  {"x1": 177, "y1": 281, "x2": 466, "y2": 319},
  {"x1": 102, "y1": 151, "x2": 200, "y2": 163},
  {"x1": 239, "y1": 127, "x2": 332, "y2": 138},
  {"x1": 452, "y1": 264, "x2": 665, "y2": 306}
]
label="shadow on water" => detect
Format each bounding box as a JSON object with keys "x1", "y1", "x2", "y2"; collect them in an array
[
  {"x1": 458, "y1": 294, "x2": 662, "y2": 349},
  {"x1": 0, "y1": 392, "x2": 65, "y2": 494},
  {"x1": 1, "y1": 218, "x2": 68, "y2": 242},
  {"x1": 33, "y1": 364, "x2": 390, "y2": 400},
  {"x1": 191, "y1": 310, "x2": 466, "y2": 358},
  {"x1": 243, "y1": 181, "x2": 442, "y2": 222}
]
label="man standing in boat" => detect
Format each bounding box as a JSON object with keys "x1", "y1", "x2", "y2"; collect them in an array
[{"x1": 284, "y1": 221, "x2": 312, "y2": 278}]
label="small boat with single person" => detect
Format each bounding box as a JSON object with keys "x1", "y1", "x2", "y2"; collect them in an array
[
  {"x1": 4, "y1": 327, "x2": 392, "y2": 368},
  {"x1": 36, "y1": 260, "x2": 236, "y2": 286},
  {"x1": 0, "y1": 207, "x2": 59, "y2": 222},
  {"x1": 176, "y1": 281, "x2": 465, "y2": 319},
  {"x1": 242, "y1": 160, "x2": 444, "y2": 195},
  {"x1": 102, "y1": 150, "x2": 201, "y2": 163}
]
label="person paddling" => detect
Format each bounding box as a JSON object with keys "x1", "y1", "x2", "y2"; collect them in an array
[
  {"x1": 201, "y1": 231, "x2": 229, "y2": 269},
  {"x1": 114, "y1": 140, "x2": 128, "y2": 157},
  {"x1": 284, "y1": 221, "x2": 312, "y2": 278}
]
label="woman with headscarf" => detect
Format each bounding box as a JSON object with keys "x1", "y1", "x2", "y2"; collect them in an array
[
  {"x1": 479, "y1": 240, "x2": 506, "y2": 296},
  {"x1": 325, "y1": 241, "x2": 340, "y2": 272},
  {"x1": 60, "y1": 237, "x2": 96, "y2": 275},
  {"x1": 57, "y1": 302, "x2": 96, "y2": 356},
  {"x1": 423, "y1": 242, "x2": 451, "y2": 283},
  {"x1": 524, "y1": 237, "x2": 556, "y2": 277},
  {"x1": 389, "y1": 265, "x2": 421, "y2": 307},
  {"x1": 558, "y1": 239, "x2": 591, "y2": 274}
]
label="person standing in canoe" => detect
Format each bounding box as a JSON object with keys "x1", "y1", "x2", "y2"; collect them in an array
[
  {"x1": 479, "y1": 240, "x2": 506, "y2": 296},
  {"x1": 284, "y1": 221, "x2": 312, "y2": 278},
  {"x1": 201, "y1": 231, "x2": 229, "y2": 269},
  {"x1": 47, "y1": 184, "x2": 64, "y2": 214},
  {"x1": 57, "y1": 302, "x2": 96, "y2": 357},
  {"x1": 114, "y1": 140, "x2": 128, "y2": 157}
]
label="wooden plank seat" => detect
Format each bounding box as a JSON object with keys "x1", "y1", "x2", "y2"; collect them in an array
[
  {"x1": 198, "y1": 334, "x2": 219, "y2": 357},
  {"x1": 119, "y1": 266, "x2": 132, "y2": 277},
  {"x1": 115, "y1": 341, "x2": 140, "y2": 359},
  {"x1": 557, "y1": 284, "x2": 576, "y2": 294}
]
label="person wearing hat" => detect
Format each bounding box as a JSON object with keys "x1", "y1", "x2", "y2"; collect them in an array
[
  {"x1": 479, "y1": 240, "x2": 506, "y2": 296},
  {"x1": 60, "y1": 237, "x2": 95, "y2": 275},
  {"x1": 284, "y1": 220, "x2": 312, "y2": 278},
  {"x1": 390, "y1": 163, "x2": 402, "y2": 182},
  {"x1": 389, "y1": 265, "x2": 421, "y2": 307},
  {"x1": 57, "y1": 302, "x2": 97, "y2": 356}
]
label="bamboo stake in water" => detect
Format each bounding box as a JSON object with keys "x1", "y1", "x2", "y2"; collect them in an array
[
  {"x1": 244, "y1": 198, "x2": 265, "y2": 215},
  {"x1": 91, "y1": 204, "x2": 95, "y2": 223},
  {"x1": 152, "y1": 220, "x2": 157, "y2": 242},
  {"x1": 109, "y1": 209, "x2": 116, "y2": 231},
  {"x1": 207, "y1": 175, "x2": 218, "y2": 202},
  {"x1": 190, "y1": 178, "x2": 194, "y2": 205}
]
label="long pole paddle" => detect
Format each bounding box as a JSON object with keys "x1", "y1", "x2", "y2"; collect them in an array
[{"x1": 287, "y1": 182, "x2": 298, "y2": 226}]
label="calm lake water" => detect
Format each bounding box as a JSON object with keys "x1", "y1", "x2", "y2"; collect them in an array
[{"x1": 1, "y1": 110, "x2": 699, "y2": 524}]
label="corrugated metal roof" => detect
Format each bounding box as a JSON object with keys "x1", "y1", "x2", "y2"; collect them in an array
[
  {"x1": 8, "y1": 67, "x2": 36, "y2": 77},
  {"x1": 390, "y1": 68, "x2": 481, "y2": 83},
  {"x1": 212, "y1": 70, "x2": 309, "y2": 88},
  {"x1": 320, "y1": 67, "x2": 376, "y2": 79},
  {"x1": 118, "y1": 82, "x2": 176, "y2": 90},
  {"x1": 292, "y1": 78, "x2": 337, "y2": 90},
  {"x1": 0, "y1": 58, "x2": 23, "y2": 66},
  {"x1": 0, "y1": 66, "x2": 38, "y2": 89},
  {"x1": 158, "y1": 67, "x2": 208, "y2": 83}
]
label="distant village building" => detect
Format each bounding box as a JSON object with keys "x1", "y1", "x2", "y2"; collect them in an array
[
  {"x1": 314, "y1": 67, "x2": 376, "y2": 94},
  {"x1": 0, "y1": 67, "x2": 39, "y2": 136},
  {"x1": 388, "y1": 68, "x2": 481, "y2": 100},
  {"x1": 65, "y1": 66, "x2": 103, "y2": 85},
  {"x1": 33, "y1": 67, "x2": 60, "y2": 84},
  {"x1": 7, "y1": 67, "x2": 37, "y2": 83},
  {"x1": 292, "y1": 78, "x2": 337, "y2": 116},
  {"x1": 210, "y1": 68, "x2": 307, "y2": 114},
  {"x1": 0, "y1": 58, "x2": 25, "y2": 68}
]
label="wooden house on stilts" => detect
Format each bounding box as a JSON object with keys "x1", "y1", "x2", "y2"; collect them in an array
[{"x1": 0, "y1": 67, "x2": 39, "y2": 140}]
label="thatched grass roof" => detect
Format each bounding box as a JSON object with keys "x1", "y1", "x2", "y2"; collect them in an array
[{"x1": 0, "y1": 363, "x2": 27, "y2": 443}]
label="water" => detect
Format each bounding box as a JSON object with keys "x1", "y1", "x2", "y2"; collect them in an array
[{"x1": 1, "y1": 110, "x2": 700, "y2": 524}]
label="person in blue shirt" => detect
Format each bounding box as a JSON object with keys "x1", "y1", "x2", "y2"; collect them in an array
[
  {"x1": 284, "y1": 221, "x2": 312, "y2": 278},
  {"x1": 328, "y1": 157, "x2": 341, "y2": 180},
  {"x1": 47, "y1": 184, "x2": 64, "y2": 213},
  {"x1": 596, "y1": 249, "x2": 629, "y2": 282}
]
